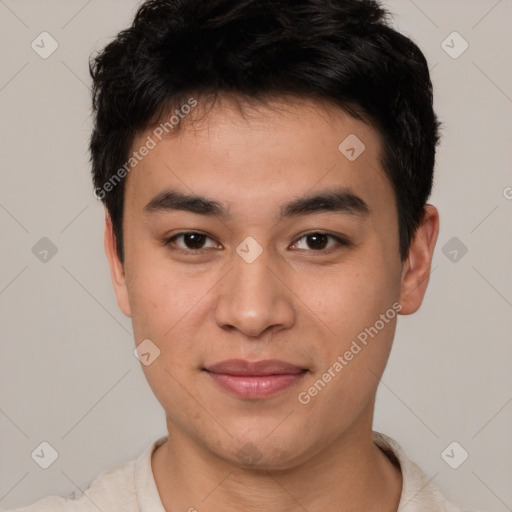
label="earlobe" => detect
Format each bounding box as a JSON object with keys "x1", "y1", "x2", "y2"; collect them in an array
[
  {"x1": 399, "y1": 205, "x2": 439, "y2": 315},
  {"x1": 104, "y1": 209, "x2": 132, "y2": 318}
]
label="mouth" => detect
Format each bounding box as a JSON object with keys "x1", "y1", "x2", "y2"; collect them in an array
[{"x1": 203, "y1": 359, "x2": 308, "y2": 399}]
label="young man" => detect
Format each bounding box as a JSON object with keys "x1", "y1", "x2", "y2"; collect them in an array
[{"x1": 13, "y1": 0, "x2": 475, "y2": 511}]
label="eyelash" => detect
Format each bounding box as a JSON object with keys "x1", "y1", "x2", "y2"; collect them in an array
[{"x1": 162, "y1": 231, "x2": 350, "y2": 255}]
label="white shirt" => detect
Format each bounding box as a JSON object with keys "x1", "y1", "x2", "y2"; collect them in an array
[{"x1": 9, "y1": 431, "x2": 476, "y2": 512}]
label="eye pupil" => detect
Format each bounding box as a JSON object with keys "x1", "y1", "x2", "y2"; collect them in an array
[
  {"x1": 184, "y1": 233, "x2": 206, "y2": 249},
  {"x1": 307, "y1": 233, "x2": 328, "y2": 250}
]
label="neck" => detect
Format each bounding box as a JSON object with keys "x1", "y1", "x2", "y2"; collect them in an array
[{"x1": 152, "y1": 409, "x2": 402, "y2": 512}]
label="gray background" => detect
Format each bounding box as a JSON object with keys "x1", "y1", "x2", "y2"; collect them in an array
[{"x1": 0, "y1": 0, "x2": 511, "y2": 510}]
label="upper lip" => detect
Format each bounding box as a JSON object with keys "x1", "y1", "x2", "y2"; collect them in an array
[{"x1": 204, "y1": 359, "x2": 307, "y2": 376}]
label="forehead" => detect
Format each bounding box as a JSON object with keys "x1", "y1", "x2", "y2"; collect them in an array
[{"x1": 124, "y1": 95, "x2": 393, "y2": 221}]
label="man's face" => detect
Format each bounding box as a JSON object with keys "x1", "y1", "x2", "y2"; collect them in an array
[{"x1": 110, "y1": 96, "x2": 410, "y2": 469}]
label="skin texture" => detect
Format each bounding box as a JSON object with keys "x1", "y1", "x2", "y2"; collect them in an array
[{"x1": 104, "y1": 95, "x2": 439, "y2": 511}]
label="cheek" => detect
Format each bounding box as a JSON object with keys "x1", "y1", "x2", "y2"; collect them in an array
[
  {"x1": 124, "y1": 241, "x2": 188, "y2": 335},
  {"x1": 297, "y1": 259, "x2": 399, "y2": 343},
  {"x1": 126, "y1": 273, "x2": 169, "y2": 341},
  {"x1": 317, "y1": 255, "x2": 401, "y2": 392},
  {"x1": 125, "y1": 253, "x2": 212, "y2": 372}
]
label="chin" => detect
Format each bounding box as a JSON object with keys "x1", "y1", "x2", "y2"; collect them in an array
[{"x1": 212, "y1": 430, "x2": 313, "y2": 471}]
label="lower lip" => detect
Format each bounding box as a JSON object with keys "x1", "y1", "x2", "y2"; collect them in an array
[{"x1": 206, "y1": 371, "x2": 307, "y2": 399}]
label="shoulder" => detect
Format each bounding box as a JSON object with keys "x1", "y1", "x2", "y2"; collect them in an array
[
  {"x1": 372, "y1": 431, "x2": 482, "y2": 512},
  {"x1": 8, "y1": 455, "x2": 138, "y2": 512}
]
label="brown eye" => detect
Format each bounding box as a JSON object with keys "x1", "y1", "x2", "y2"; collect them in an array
[
  {"x1": 305, "y1": 233, "x2": 329, "y2": 250},
  {"x1": 164, "y1": 232, "x2": 218, "y2": 252},
  {"x1": 292, "y1": 232, "x2": 348, "y2": 252},
  {"x1": 180, "y1": 233, "x2": 207, "y2": 250}
]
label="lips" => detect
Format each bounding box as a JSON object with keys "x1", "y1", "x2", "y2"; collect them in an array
[
  {"x1": 205, "y1": 359, "x2": 306, "y2": 376},
  {"x1": 204, "y1": 359, "x2": 308, "y2": 399}
]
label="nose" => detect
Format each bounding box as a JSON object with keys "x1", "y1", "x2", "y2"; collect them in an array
[{"x1": 213, "y1": 248, "x2": 296, "y2": 339}]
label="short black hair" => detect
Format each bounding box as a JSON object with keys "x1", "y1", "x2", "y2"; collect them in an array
[{"x1": 89, "y1": 0, "x2": 441, "y2": 263}]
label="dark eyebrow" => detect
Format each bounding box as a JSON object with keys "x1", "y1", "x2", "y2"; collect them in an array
[
  {"x1": 144, "y1": 189, "x2": 227, "y2": 217},
  {"x1": 143, "y1": 187, "x2": 370, "y2": 221},
  {"x1": 278, "y1": 188, "x2": 369, "y2": 220}
]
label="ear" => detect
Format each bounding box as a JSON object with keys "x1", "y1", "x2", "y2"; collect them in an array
[
  {"x1": 399, "y1": 205, "x2": 439, "y2": 315},
  {"x1": 104, "y1": 209, "x2": 132, "y2": 318}
]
